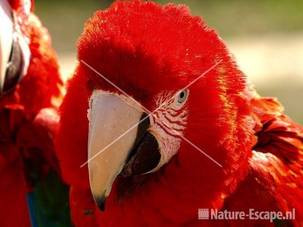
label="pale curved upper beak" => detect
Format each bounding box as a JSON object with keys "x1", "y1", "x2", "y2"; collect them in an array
[
  {"x1": 87, "y1": 90, "x2": 143, "y2": 209},
  {"x1": 0, "y1": 0, "x2": 13, "y2": 91}
]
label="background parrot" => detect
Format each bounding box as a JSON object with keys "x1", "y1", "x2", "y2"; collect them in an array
[
  {"x1": 0, "y1": 0, "x2": 70, "y2": 226},
  {"x1": 56, "y1": 0, "x2": 303, "y2": 226}
]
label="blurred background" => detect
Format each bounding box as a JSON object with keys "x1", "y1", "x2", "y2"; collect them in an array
[{"x1": 35, "y1": 0, "x2": 303, "y2": 123}]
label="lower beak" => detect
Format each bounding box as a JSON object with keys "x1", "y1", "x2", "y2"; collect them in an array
[{"x1": 88, "y1": 90, "x2": 158, "y2": 210}]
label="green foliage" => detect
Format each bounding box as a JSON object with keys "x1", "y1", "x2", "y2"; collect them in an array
[{"x1": 156, "y1": 0, "x2": 303, "y2": 37}]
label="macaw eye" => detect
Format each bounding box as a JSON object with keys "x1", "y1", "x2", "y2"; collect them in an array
[
  {"x1": 175, "y1": 89, "x2": 189, "y2": 107},
  {"x1": 2, "y1": 36, "x2": 24, "y2": 93}
]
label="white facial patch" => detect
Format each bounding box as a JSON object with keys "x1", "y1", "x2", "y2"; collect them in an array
[{"x1": 149, "y1": 91, "x2": 188, "y2": 170}]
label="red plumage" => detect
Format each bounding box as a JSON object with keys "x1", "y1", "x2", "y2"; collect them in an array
[
  {"x1": 56, "y1": 1, "x2": 303, "y2": 226},
  {"x1": 0, "y1": 1, "x2": 63, "y2": 226}
]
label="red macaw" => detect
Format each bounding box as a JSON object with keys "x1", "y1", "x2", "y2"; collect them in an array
[
  {"x1": 56, "y1": 1, "x2": 303, "y2": 226},
  {"x1": 0, "y1": 0, "x2": 68, "y2": 226}
]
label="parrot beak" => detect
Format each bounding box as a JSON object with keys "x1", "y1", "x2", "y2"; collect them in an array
[
  {"x1": 88, "y1": 90, "x2": 161, "y2": 210},
  {"x1": 0, "y1": 0, "x2": 13, "y2": 92},
  {"x1": 0, "y1": 0, "x2": 31, "y2": 95},
  {"x1": 87, "y1": 90, "x2": 161, "y2": 211}
]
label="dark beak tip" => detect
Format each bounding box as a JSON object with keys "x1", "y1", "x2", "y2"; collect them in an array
[{"x1": 95, "y1": 195, "x2": 106, "y2": 211}]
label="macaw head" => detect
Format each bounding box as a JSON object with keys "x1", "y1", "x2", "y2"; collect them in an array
[
  {"x1": 0, "y1": 0, "x2": 61, "y2": 117},
  {"x1": 58, "y1": 0, "x2": 255, "y2": 215}
]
